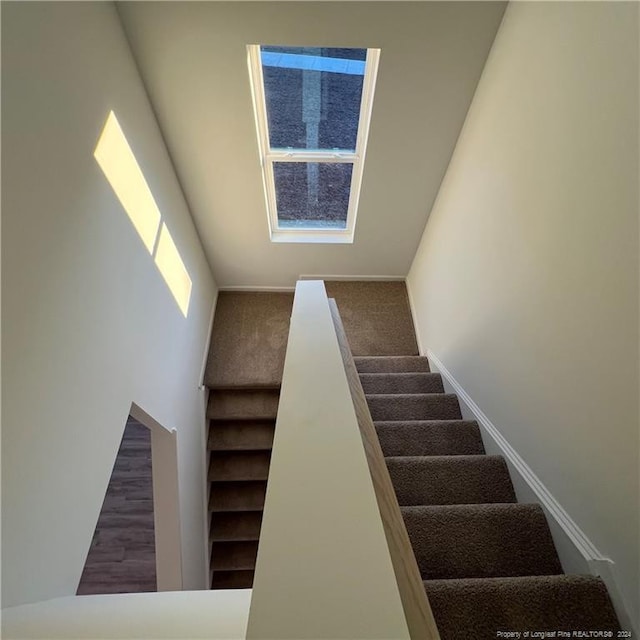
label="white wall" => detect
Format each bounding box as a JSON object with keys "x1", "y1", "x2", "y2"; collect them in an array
[
  {"x1": 2, "y1": 2, "x2": 217, "y2": 607},
  {"x1": 407, "y1": 1, "x2": 639, "y2": 630}
]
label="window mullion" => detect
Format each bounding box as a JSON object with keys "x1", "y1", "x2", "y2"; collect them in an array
[{"x1": 266, "y1": 151, "x2": 358, "y2": 164}]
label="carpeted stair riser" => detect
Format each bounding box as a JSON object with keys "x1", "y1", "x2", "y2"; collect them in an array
[
  {"x1": 208, "y1": 451, "x2": 271, "y2": 482},
  {"x1": 424, "y1": 575, "x2": 621, "y2": 639},
  {"x1": 359, "y1": 372, "x2": 444, "y2": 395},
  {"x1": 376, "y1": 420, "x2": 485, "y2": 457},
  {"x1": 386, "y1": 455, "x2": 516, "y2": 506},
  {"x1": 366, "y1": 393, "x2": 462, "y2": 421},
  {"x1": 209, "y1": 481, "x2": 267, "y2": 512},
  {"x1": 354, "y1": 356, "x2": 430, "y2": 374},
  {"x1": 210, "y1": 511, "x2": 262, "y2": 542},
  {"x1": 206, "y1": 387, "x2": 278, "y2": 590},
  {"x1": 210, "y1": 541, "x2": 259, "y2": 571},
  {"x1": 211, "y1": 570, "x2": 254, "y2": 589},
  {"x1": 402, "y1": 503, "x2": 563, "y2": 580},
  {"x1": 208, "y1": 420, "x2": 275, "y2": 451},
  {"x1": 207, "y1": 389, "x2": 279, "y2": 421}
]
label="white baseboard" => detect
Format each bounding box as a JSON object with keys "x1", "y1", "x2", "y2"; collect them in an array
[
  {"x1": 298, "y1": 274, "x2": 406, "y2": 282},
  {"x1": 198, "y1": 291, "x2": 219, "y2": 390},
  {"x1": 404, "y1": 278, "x2": 424, "y2": 356},
  {"x1": 218, "y1": 285, "x2": 295, "y2": 292},
  {"x1": 426, "y1": 349, "x2": 636, "y2": 635},
  {"x1": 219, "y1": 277, "x2": 406, "y2": 292}
]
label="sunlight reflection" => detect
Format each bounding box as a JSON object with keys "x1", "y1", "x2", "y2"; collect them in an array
[
  {"x1": 95, "y1": 111, "x2": 192, "y2": 316},
  {"x1": 155, "y1": 223, "x2": 192, "y2": 318},
  {"x1": 94, "y1": 111, "x2": 161, "y2": 254}
]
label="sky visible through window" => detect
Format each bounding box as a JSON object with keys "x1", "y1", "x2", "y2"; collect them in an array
[{"x1": 260, "y1": 47, "x2": 367, "y2": 229}]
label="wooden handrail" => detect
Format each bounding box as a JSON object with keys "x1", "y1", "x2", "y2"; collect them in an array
[{"x1": 329, "y1": 298, "x2": 442, "y2": 640}]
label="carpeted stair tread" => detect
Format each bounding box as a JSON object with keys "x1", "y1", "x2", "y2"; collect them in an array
[
  {"x1": 401, "y1": 503, "x2": 562, "y2": 580},
  {"x1": 207, "y1": 389, "x2": 279, "y2": 421},
  {"x1": 210, "y1": 511, "x2": 262, "y2": 542},
  {"x1": 208, "y1": 451, "x2": 271, "y2": 482},
  {"x1": 376, "y1": 420, "x2": 485, "y2": 456},
  {"x1": 210, "y1": 541, "x2": 259, "y2": 571},
  {"x1": 359, "y1": 372, "x2": 444, "y2": 395},
  {"x1": 424, "y1": 575, "x2": 621, "y2": 639},
  {"x1": 386, "y1": 455, "x2": 516, "y2": 505},
  {"x1": 211, "y1": 570, "x2": 254, "y2": 590},
  {"x1": 208, "y1": 420, "x2": 275, "y2": 451},
  {"x1": 354, "y1": 356, "x2": 430, "y2": 374},
  {"x1": 209, "y1": 481, "x2": 267, "y2": 512},
  {"x1": 367, "y1": 393, "x2": 462, "y2": 421}
]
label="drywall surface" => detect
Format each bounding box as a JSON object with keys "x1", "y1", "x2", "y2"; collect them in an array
[
  {"x1": 247, "y1": 281, "x2": 409, "y2": 640},
  {"x1": 408, "y1": 1, "x2": 639, "y2": 629},
  {"x1": 2, "y1": 2, "x2": 217, "y2": 607},
  {"x1": 2, "y1": 590, "x2": 250, "y2": 639},
  {"x1": 117, "y1": 2, "x2": 506, "y2": 287}
]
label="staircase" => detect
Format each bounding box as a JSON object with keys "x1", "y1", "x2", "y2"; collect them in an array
[
  {"x1": 206, "y1": 387, "x2": 277, "y2": 588},
  {"x1": 355, "y1": 355, "x2": 621, "y2": 638}
]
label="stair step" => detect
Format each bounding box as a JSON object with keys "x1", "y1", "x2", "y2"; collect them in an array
[
  {"x1": 366, "y1": 393, "x2": 462, "y2": 421},
  {"x1": 208, "y1": 420, "x2": 275, "y2": 451},
  {"x1": 207, "y1": 389, "x2": 279, "y2": 421},
  {"x1": 209, "y1": 451, "x2": 271, "y2": 482},
  {"x1": 359, "y1": 372, "x2": 444, "y2": 395},
  {"x1": 211, "y1": 540, "x2": 259, "y2": 571},
  {"x1": 401, "y1": 503, "x2": 562, "y2": 580},
  {"x1": 210, "y1": 511, "x2": 262, "y2": 542},
  {"x1": 209, "y1": 481, "x2": 267, "y2": 512},
  {"x1": 386, "y1": 455, "x2": 516, "y2": 506},
  {"x1": 376, "y1": 420, "x2": 485, "y2": 456},
  {"x1": 211, "y1": 570, "x2": 254, "y2": 590},
  {"x1": 424, "y1": 575, "x2": 620, "y2": 638},
  {"x1": 354, "y1": 356, "x2": 430, "y2": 374}
]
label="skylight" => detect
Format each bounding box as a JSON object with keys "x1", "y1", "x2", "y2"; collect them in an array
[{"x1": 248, "y1": 46, "x2": 380, "y2": 243}]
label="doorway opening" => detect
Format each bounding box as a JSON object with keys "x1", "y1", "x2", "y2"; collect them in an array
[{"x1": 77, "y1": 416, "x2": 157, "y2": 594}]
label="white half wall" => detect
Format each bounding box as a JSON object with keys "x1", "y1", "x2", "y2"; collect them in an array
[
  {"x1": 407, "y1": 0, "x2": 639, "y2": 630},
  {"x1": 2, "y1": 2, "x2": 217, "y2": 606},
  {"x1": 247, "y1": 281, "x2": 410, "y2": 640},
  {"x1": 1, "y1": 590, "x2": 250, "y2": 640}
]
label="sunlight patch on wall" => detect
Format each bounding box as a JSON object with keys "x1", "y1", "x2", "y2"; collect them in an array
[
  {"x1": 95, "y1": 111, "x2": 192, "y2": 317},
  {"x1": 155, "y1": 224, "x2": 192, "y2": 317},
  {"x1": 94, "y1": 111, "x2": 161, "y2": 254}
]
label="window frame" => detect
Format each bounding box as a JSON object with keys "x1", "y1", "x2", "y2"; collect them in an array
[{"x1": 247, "y1": 45, "x2": 380, "y2": 243}]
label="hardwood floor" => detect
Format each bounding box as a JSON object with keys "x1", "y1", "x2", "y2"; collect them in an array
[{"x1": 77, "y1": 417, "x2": 157, "y2": 595}]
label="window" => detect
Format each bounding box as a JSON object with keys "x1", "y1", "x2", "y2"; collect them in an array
[{"x1": 248, "y1": 46, "x2": 380, "y2": 243}]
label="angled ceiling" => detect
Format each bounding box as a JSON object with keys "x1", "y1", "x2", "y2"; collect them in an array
[{"x1": 117, "y1": 1, "x2": 506, "y2": 288}]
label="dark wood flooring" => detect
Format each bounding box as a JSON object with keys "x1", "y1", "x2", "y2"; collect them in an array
[{"x1": 77, "y1": 417, "x2": 157, "y2": 594}]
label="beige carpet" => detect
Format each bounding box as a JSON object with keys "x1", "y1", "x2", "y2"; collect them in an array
[
  {"x1": 355, "y1": 355, "x2": 621, "y2": 637},
  {"x1": 325, "y1": 281, "x2": 418, "y2": 356},
  {"x1": 204, "y1": 281, "x2": 418, "y2": 388},
  {"x1": 204, "y1": 292, "x2": 293, "y2": 389}
]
